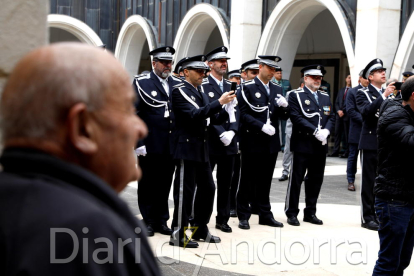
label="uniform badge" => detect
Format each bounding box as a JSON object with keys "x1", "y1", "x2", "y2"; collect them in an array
[
  {"x1": 372, "y1": 96, "x2": 377, "y2": 99},
  {"x1": 208, "y1": 92, "x2": 214, "y2": 98},
  {"x1": 191, "y1": 96, "x2": 196, "y2": 101},
  {"x1": 151, "y1": 91, "x2": 157, "y2": 97},
  {"x1": 166, "y1": 47, "x2": 170, "y2": 52},
  {"x1": 222, "y1": 46, "x2": 225, "y2": 52},
  {"x1": 255, "y1": 92, "x2": 261, "y2": 98},
  {"x1": 305, "y1": 100, "x2": 310, "y2": 105},
  {"x1": 323, "y1": 106, "x2": 331, "y2": 115}
]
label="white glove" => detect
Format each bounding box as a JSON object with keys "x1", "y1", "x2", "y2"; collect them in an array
[
  {"x1": 135, "y1": 146, "x2": 147, "y2": 156},
  {"x1": 315, "y1": 129, "x2": 330, "y2": 143},
  {"x1": 220, "y1": 131, "x2": 235, "y2": 146},
  {"x1": 224, "y1": 102, "x2": 236, "y2": 123},
  {"x1": 261, "y1": 124, "x2": 276, "y2": 136},
  {"x1": 276, "y1": 95, "x2": 288, "y2": 107}
]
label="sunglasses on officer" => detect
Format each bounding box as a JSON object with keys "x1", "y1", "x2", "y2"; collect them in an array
[
  {"x1": 188, "y1": 68, "x2": 208, "y2": 75},
  {"x1": 306, "y1": 75, "x2": 323, "y2": 80}
]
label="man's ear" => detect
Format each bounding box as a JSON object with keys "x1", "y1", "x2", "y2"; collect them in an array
[{"x1": 67, "y1": 103, "x2": 98, "y2": 154}]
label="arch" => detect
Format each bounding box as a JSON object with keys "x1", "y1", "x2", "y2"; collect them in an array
[
  {"x1": 115, "y1": 15, "x2": 158, "y2": 80},
  {"x1": 47, "y1": 14, "x2": 103, "y2": 46},
  {"x1": 173, "y1": 3, "x2": 230, "y2": 62},
  {"x1": 390, "y1": 13, "x2": 414, "y2": 80},
  {"x1": 257, "y1": 0, "x2": 355, "y2": 82}
]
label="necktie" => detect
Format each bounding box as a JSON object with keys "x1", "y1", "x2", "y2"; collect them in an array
[
  {"x1": 162, "y1": 80, "x2": 169, "y2": 96},
  {"x1": 313, "y1": 92, "x2": 319, "y2": 104},
  {"x1": 343, "y1": 87, "x2": 349, "y2": 100},
  {"x1": 219, "y1": 82, "x2": 223, "y2": 92},
  {"x1": 266, "y1": 85, "x2": 270, "y2": 95}
]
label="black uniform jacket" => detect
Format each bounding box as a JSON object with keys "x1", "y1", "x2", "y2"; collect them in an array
[
  {"x1": 202, "y1": 75, "x2": 239, "y2": 156},
  {"x1": 0, "y1": 148, "x2": 160, "y2": 276},
  {"x1": 172, "y1": 80, "x2": 229, "y2": 162},
  {"x1": 237, "y1": 77, "x2": 289, "y2": 154},
  {"x1": 356, "y1": 84, "x2": 384, "y2": 150},
  {"x1": 289, "y1": 86, "x2": 335, "y2": 154},
  {"x1": 335, "y1": 86, "x2": 349, "y2": 120},
  {"x1": 345, "y1": 84, "x2": 363, "y2": 144},
  {"x1": 133, "y1": 71, "x2": 182, "y2": 155}
]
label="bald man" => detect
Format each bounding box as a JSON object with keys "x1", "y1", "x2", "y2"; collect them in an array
[{"x1": 0, "y1": 43, "x2": 160, "y2": 275}]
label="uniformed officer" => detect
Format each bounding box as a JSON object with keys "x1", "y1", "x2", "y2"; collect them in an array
[
  {"x1": 402, "y1": 68, "x2": 414, "y2": 82},
  {"x1": 133, "y1": 46, "x2": 183, "y2": 237},
  {"x1": 356, "y1": 58, "x2": 395, "y2": 231},
  {"x1": 169, "y1": 55, "x2": 236, "y2": 248},
  {"x1": 236, "y1": 55, "x2": 289, "y2": 230},
  {"x1": 272, "y1": 67, "x2": 292, "y2": 151},
  {"x1": 229, "y1": 59, "x2": 260, "y2": 217},
  {"x1": 228, "y1": 69, "x2": 241, "y2": 85},
  {"x1": 345, "y1": 70, "x2": 368, "y2": 192},
  {"x1": 173, "y1": 57, "x2": 187, "y2": 80},
  {"x1": 201, "y1": 46, "x2": 239, "y2": 233},
  {"x1": 285, "y1": 65, "x2": 335, "y2": 226}
]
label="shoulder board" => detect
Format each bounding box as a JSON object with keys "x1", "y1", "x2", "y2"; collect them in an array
[
  {"x1": 171, "y1": 75, "x2": 183, "y2": 82},
  {"x1": 320, "y1": 92, "x2": 329, "y2": 96},
  {"x1": 201, "y1": 79, "x2": 209, "y2": 85},
  {"x1": 225, "y1": 80, "x2": 232, "y2": 85},
  {"x1": 358, "y1": 87, "x2": 369, "y2": 92},
  {"x1": 271, "y1": 81, "x2": 281, "y2": 87},
  {"x1": 173, "y1": 83, "x2": 185, "y2": 88},
  {"x1": 244, "y1": 80, "x2": 254, "y2": 85},
  {"x1": 293, "y1": 88, "x2": 304, "y2": 93},
  {"x1": 135, "y1": 73, "x2": 150, "y2": 80}
]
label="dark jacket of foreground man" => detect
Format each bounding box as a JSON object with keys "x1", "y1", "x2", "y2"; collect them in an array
[
  {"x1": 375, "y1": 98, "x2": 414, "y2": 203},
  {"x1": 0, "y1": 148, "x2": 161, "y2": 276}
]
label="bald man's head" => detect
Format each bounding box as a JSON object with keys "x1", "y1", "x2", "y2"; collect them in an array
[{"x1": 1, "y1": 43, "x2": 147, "y2": 192}]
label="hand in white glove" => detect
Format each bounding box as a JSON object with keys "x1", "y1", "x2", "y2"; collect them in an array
[
  {"x1": 135, "y1": 146, "x2": 147, "y2": 156},
  {"x1": 220, "y1": 131, "x2": 235, "y2": 146},
  {"x1": 276, "y1": 94, "x2": 288, "y2": 107},
  {"x1": 261, "y1": 124, "x2": 276, "y2": 136},
  {"x1": 315, "y1": 129, "x2": 330, "y2": 142}
]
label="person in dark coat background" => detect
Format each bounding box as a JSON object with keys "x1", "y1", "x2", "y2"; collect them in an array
[{"x1": 0, "y1": 43, "x2": 160, "y2": 275}]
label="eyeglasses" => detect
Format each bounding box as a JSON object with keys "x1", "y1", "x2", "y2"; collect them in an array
[
  {"x1": 156, "y1": 60, "x2": 172, "y2": 66},
  {"x1": 306, "y1": 75, "x2": 323, "y2": 80},
  {"x1": 189, "y1": 68, "x2": 207, "y2": 75}
]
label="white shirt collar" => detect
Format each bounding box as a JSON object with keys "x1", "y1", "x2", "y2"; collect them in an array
[
  {"x1": 370, "y1": 83, "x2": 382, "y2": 93},
  {"x1": 257, "y1": 77, "x2": 269, "y2": 90},
  {"x1": 305, "y1": 85, "x2": 317, "y2": 94},
  {"x1": 209, "y1": 73, "x2": 223, "y2": 87},
  {"x1": 153, "y1": 70, "x2": 168, "y2": 83}
]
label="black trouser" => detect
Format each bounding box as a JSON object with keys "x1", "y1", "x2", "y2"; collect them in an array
[
  {"x1": 210, "y1": 154, "x2": 236, "y2": 224},
  {"x1": 360, "y1": 149, "x2": 377, "y2": 223},
  {"x1": 333, "y1": 116, "x2": 348, "y2": 154},
  {"x1": 171, "y1": 160, "x2": 216, "y2": 238},
  {"x1": 230, "y1": 154, "x2": 241, "y2": 210},
  {"x1": 137, "y1": 154, "x2": 175, "y2": 226},
  {"x1": 237, "y1": 152, "x2": 277, "y2": 221},
  {"x1": 284, "y1": 152, "x2": 326, "y2": 218}
]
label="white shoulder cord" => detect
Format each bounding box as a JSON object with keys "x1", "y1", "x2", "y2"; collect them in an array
[
  {"x1": 295, "y1": 91, "x2": 322, "y2": 134},
  {"x1": 178, "y1": 87, "x2": 211, "y2": 126},
  {"x1": 240, "y1": 84, "x2": 271, "y2": 124},
  {"x1": 135, "y1": 78, "x2": 169, "y2": 118}
]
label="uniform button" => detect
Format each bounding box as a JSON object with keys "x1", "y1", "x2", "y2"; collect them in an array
[
  {"x1": 226, "y1": 121, "x2": 228, "y2": 123},
  {"x1": 257, "y1": 105, "x2": 259, "y2": 107},
  {"x1": 204, "y1": 139, "x2": 206, "y2": 142},
  {"x1": 170, "y1": 120, "x2": 172, "y2": 123},
  {"x1": 270, "y1": 111, "x2": 272, "y2": 114},
  {"x1": 247, "y1": 130, "x2": 249, "y2": 132},
  {"x1": 205, "y1": 128, "x2": 207, "y2": 131},
  {"x1": 187, "y1": 139, "x2": 189, "y2": 142},
  {"x1": 299, "y1": 131, "x2": 301, "y2": 133},
  {"x1": 319, "y1": 109, "x2": 321, "y2": 111},
  {"x1": 168, "y1": 100, "x2": 170, "y2": 103},
  {"x1": 268, "y1": 102, "x2": 270, "y2": 105},
  {"x1": 307, "y1": 133, "x2": 309, "y2": 135},
  {"x1": 169, "y1": 130, "x2": 171, "y2": 133},
  {"x1": 369, "y1": 131, "x2": 371, "y2": 134},
  {"x1": 169, "y1": 110, "x2": 172, "y2": 112}
]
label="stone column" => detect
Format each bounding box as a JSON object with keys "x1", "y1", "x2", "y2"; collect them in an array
[
  {"x1": 0, "y1": 0, "x2": 48, "y2": 94},
  {"x1": 354, "y1": 0, "x2": 401, "y2": 83},
  {"x1": 228, "y1": 0, "x2": 262, "y2": 70}
]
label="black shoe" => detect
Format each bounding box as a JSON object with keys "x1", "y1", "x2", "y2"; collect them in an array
[
  {"x1": 192, "y1": 232, "x2": 221, "y2": 243},
  {"x1": 238, "y1": 220, "x2": 250, "y2": 230},
  {"x1": 146, "y1": 224, "x2": 154, "y2": 237},
  {"x1": 230, "y1": 209, "x2": 237, "y2": 217},
  {"x1": 169, "y1": 235, "x2": 199, "y2": 248},
  {"x1": 361, "y1": 221, "x2": 379, "y2": 231},
  {"x1": 328, "y1": 152, "x2": 339, "y2": 157},
  {"x1": 303, "y1": 215, "x2": 323, "y2": 225},
  {"x1": 153, "y1": 224, "x2": 173, "y2": 235},
  {"x1": 215, "y1": 223, "x2": 232, "y2": 233},
  {"x1": 259, "y1": 217, "x2": 284, "y2": 227},
  {"x1": 287, "y1": 216, "x2": 300, "y2": 226},
  {"x1": 279, "y1": 174, "x2": 289, "y2": 181}
]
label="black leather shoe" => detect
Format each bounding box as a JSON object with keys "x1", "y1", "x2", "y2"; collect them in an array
[
  {"x1": 287, "y1": 216, "x2": 300, "y2": 226},
  {"x1": 146, "y1": 224, "x2": 154, "y2": 237},
  {"x1": 238, "y1": 220, "x2": 250, "y2": 230},
  {"x1": 303, "y1": 215, "x2": 323, "y2": 225},
  {"x1": 328, "y1": 152, "x2": 339, "y2": 157},
  {"x1": 361, "y1": 221, "x2": 379, "y2": 231},
  {"x1": 192, "y1": 232, "x2": 221, "y2": 243},
  {"x1": 348, "y1": 182, "x2": 355, "y2": 191},
  {"x1": 215, "y1": 223, "x2": 232, "y2": 233},
  {"x1": 169, "y1": 235, "x2": 199, "y2": 248},
  {"x1": 230, "y1": 209, "x2": 237, "y2": 217},
  {"x1": 153, "y1": 224, "x2": 173, "y2": 235},
  {"x1": 259, "y1": 217, "x2": 284, "y2": 227},
  {"x1": 279, "y1": 174, "x2": 289, "y2": 181}
]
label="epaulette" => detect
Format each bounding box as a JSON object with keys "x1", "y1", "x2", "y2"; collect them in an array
[
  {"x1": 271, "y1": 81, "x2": 281, "y2": 87},
  {"x1": 244, "y1": 80, "x2": 254, "y2": 85},
  {"x1": 201, "y1": 79, "x2": 209, "y2": 85},
  {"x1": 293, "y1": 88, "x2": 304, "y2": 93},
  {"x1": 173, "y1": 83, "x2": 185, "y2": 88},
  {"x1": 171, "y1": 75, "x2": 183, "y2": 82},
  {"x1": 358, "y1": 87, "x2": 369, "y2": 92},
  {"x1": 135, "y1": 73, "x2": 150, "y2": 80},
  {"x1": 320, "y1": 92, "x2": 329, "y2": 96},
  {"x1": 225, "y1": 80, "x2": 232, "y2": 85}
]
